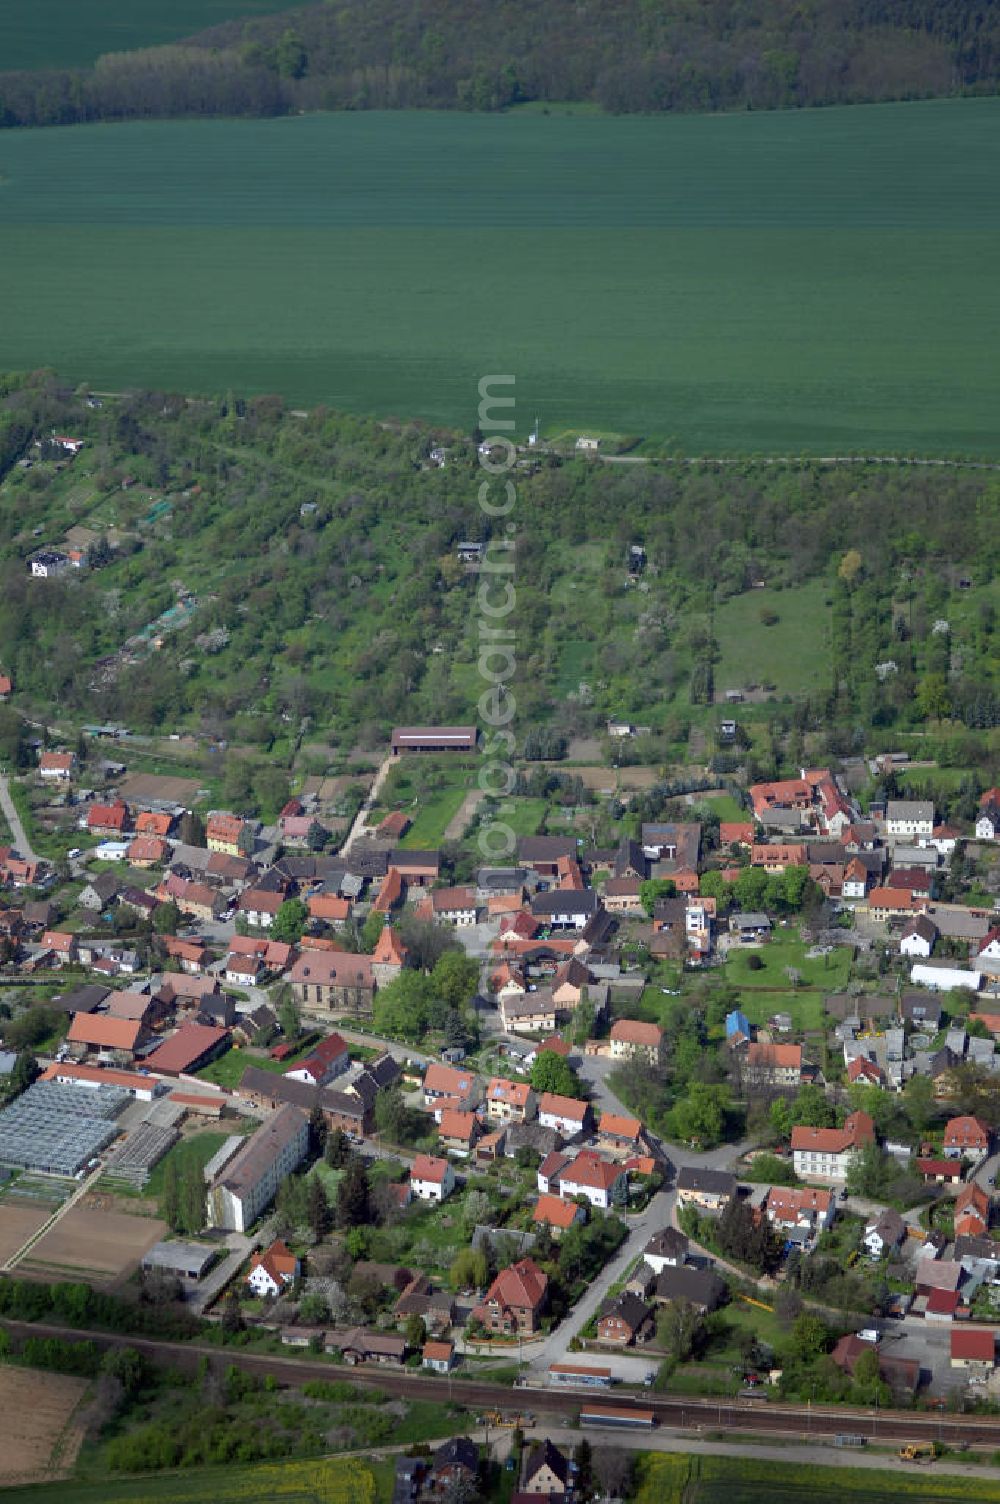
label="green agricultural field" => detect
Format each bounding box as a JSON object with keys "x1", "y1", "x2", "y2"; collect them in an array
[
  {"x1": 635, "y1": 1452, "x2": 1000, "y2": 1503},
  {"x1": 0, "y1": 1456, "x2": 380, "y2": 1504},
  {"x1": 0, "y1": 0, "x2": 293, "y2": 71},
  {"x1": 1, "y1": 100, "x2": 999, "y2": 452}
]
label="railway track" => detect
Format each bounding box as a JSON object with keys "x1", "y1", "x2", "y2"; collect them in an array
[{"x1": 5, "y1": 1319, "x2": 999, "y2": 1449}]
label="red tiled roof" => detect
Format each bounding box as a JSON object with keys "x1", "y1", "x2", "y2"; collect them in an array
[
  {"x1": 538, "y1": 1092, "x2": 587, "y2": 1122},
  {"x1": 88, "y1": 801, "x2": 128, "y2": 831},
  {"x1": 533, "y1": 1193, "x2": 580, "y2": 1229},
  {"x1": 373, "y1": 867, "x2": 404, "y2": 914},
  {"x1": 944, "y1": 1115, "x2": 990, "y2": 1148},
  {"x1": 438, "y1": 1109, "x2": 478, "y2": 1143},
  {"x1": 136, "y1": 811, "x2": 173, "y2": 837},
  {"x1": 308, "y1": 893, "x2": 350, "y2": 922},
  {"x1": 479, "y1": 1257, "x2": 547, "y2": 1313},
  {"x1": 598, "y1": 1113, "x2": 642, "y2": 1142},
  {"x1": 67, "y1": 1013, "x2": 143, "y2": 1049},
  {"x1": 147, "y1": 1021, "x2": 228, "y2": 1075},
  {"x1": 411, "y1": 1154, "x2": 450, "y2": 1184},
  {"x1": 610, "y1": 1019, "x2": 663, "y2": 1047},
  {"x1": 791, "y1": 1111, "x2": 875, "y2": 1155},
  {"x1": 749, "y1": 1042, "x2": 802, "y2": 1069},
  {"x1": 128, "y1": 835, "x2": 169, "y2": 863},
  {"x1": 952, "y1": 1327, "x2": 995, "y2": 1361},
  {"x1": 926, "y1": 1288, "x2": 961, "y2": 1315},
  {"x1": 487, "y1": 1076, "x2": 532, "y2": 1108}
]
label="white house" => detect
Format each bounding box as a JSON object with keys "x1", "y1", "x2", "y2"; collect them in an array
[
  {"x1": 410, "y1": 1154, "x2": 455, "y2": 1203},
  {"x1": 226, "y1": 956, "x2": 262, "y2": 988},
  {"x1": 979, "y1": 928, "x2": 1000, "y2": 964},
  {"x1": 863, "y1": 1209, "x2": 906, "y2": 1258},
  {"x1": 791, "y1": 1111, "x2": 875, "y2": 1181},
  {"x1": 530, "y1": 891, "x2": 599, "y2": 930},
  {"x1": 427, "y1": 886, "x2": 478, "y2": 926},
  {"x1": 246, "y1": 1239, "x2": 300, "y2": 1297},
  {"x1": 642, "y1": 1227, "x2": 689, "y2": 1273},
  {"x1": 545, "y1": 1149, "x2": 628, "y2": 1211},
  {"x1": 976, "y1": 806, "x2": 1000, "y2": 842},
  {"x1": 765, "y1": 1186, "x2": 835, "y2": 1236},
  {"x1": 537, "y1": 1092, "x2": 590, "y2": 1138},
  {"x1": 900, "y1": 915, "x2": 938, "y2": 958},
  {"x1": 841, "y1": 858, "x2": 870, "y2": 900},
  {"x1": 38, "y1": 750, "x2": 75, "y2": 781},
  {"x1": 886, "y1": 800, "x2": 934, "y2": 839},
  {"x1": 422, "y1": 1340, "x2": 455, "y2": 1373}
]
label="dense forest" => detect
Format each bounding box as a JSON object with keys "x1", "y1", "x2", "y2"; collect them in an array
[
  {"x1": 0, "y1": 371, "x2": 997, "y2": 770},
  {"x1": 0, "y1": 0, "x2": 997, "y2": 128}
]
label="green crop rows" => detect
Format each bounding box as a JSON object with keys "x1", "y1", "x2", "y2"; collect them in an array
[{"x1": 0, "y1": 100, "x2": 998, "y2": 453}]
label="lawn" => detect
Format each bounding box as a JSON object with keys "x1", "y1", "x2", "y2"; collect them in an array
[
  {"x1": 0, "y1": 0, "x2": 294, "y2": 70},
  {"x1": 725, "y1": 929, "x2": 853, "y2": 992},
  {"x1": 896, "y1": 766, "x2": 975, "y2": 796},
  {"x1": 397, "y1": 786, "x2": 470, "y2": 848},
  {"x1": 713, "y1": 579, "x2": 833, "y2": 698},
  {"x1": 734, "y1": 989, "x2": 827, "y2": 1032},
  {"x1": 700, "y1": 793, "x2": 747, "y2": 822},
  {"x1": 196, "y1": 1042, "x2": 319, "y2": 1090},
  {"x1": 143, "y1": 1131, "x2": 232, "y2": 1203},
  {"x1": 1, "y1": 101, "x2": 999, "y2": 453}
]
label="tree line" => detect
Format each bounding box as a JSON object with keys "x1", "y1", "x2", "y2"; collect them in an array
[{"x1": 0, "y1": 0, "x2": 998, "y2": 130}]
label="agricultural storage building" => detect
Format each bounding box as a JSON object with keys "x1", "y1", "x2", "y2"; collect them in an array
[
  {"x1": 390, "y1": 726, "x2": 477, "y2": 755},
  {"x1": 141, "y1": 1241, "x2": 216, "y2": 1281}
]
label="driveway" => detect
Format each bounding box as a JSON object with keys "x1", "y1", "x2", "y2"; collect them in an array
[
  {"x1": 529, "y1": 1188, "x2": 672, "y2": 1370},
  {"x1": 0, "y1": 772, "x2": 38, "y2": 862},
  {"x1": 340, "y1": 754, "x2": 394, "y2": 853}
]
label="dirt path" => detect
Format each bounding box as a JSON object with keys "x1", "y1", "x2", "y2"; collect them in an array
[
  {"x1": 341, "y1": 753, "x2": 394, "y2": 853},
  {"x1": 444, "y1": 788, "x2": 485, "y2": 841},
  {"x1": 0, "y1": 772, "x2": 38, "y2": 862}
]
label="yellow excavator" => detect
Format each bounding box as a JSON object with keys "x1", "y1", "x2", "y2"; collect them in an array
[{"x1": 898, "y1": 1444, "x2": 935, "y2": 1464}]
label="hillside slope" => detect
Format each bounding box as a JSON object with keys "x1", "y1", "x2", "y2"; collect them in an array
[
  {"x1": 0, "y1": 0, "x2": 997, "y2": 127},
  {"x1": 0, "y1": 375, "x2": 997, "y2": 772}
]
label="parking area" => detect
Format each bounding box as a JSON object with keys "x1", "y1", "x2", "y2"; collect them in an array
[{"x1": 879, "y1": 1324, "x2": 966, "y2": 1396}]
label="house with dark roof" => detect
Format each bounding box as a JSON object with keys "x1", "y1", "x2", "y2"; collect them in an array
[
  {"x1": 597, "y1": 1292, "x2": 653, "y2": 1345},
  {"x1": 432, "y1": 1437, "x2": 479, "y2": 1492},
  {"x1": 521, "y1": 1439, "x2": 569, "y2": 1496},
  {"x1": 653, "y1": 1264, "x2": 726, "y2": 1313},
  {"x1": 676, "y1": 1167, "x2": 735, "y2": 1211}
]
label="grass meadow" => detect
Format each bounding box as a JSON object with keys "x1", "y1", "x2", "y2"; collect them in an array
[
  {"x1": 0, "y1": 0, "x2": 289, "y2": 71},
  {"x1": 713, "y1": 579, "x2": 833, "y2": 697},
  {"x1": 1, "y1": 100, "x2": 998, "y2": 452}
]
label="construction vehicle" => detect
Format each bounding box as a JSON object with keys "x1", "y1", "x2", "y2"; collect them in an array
[{"x1": 898, "y1": 1444, "x2": 935, "y2": 1464}]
